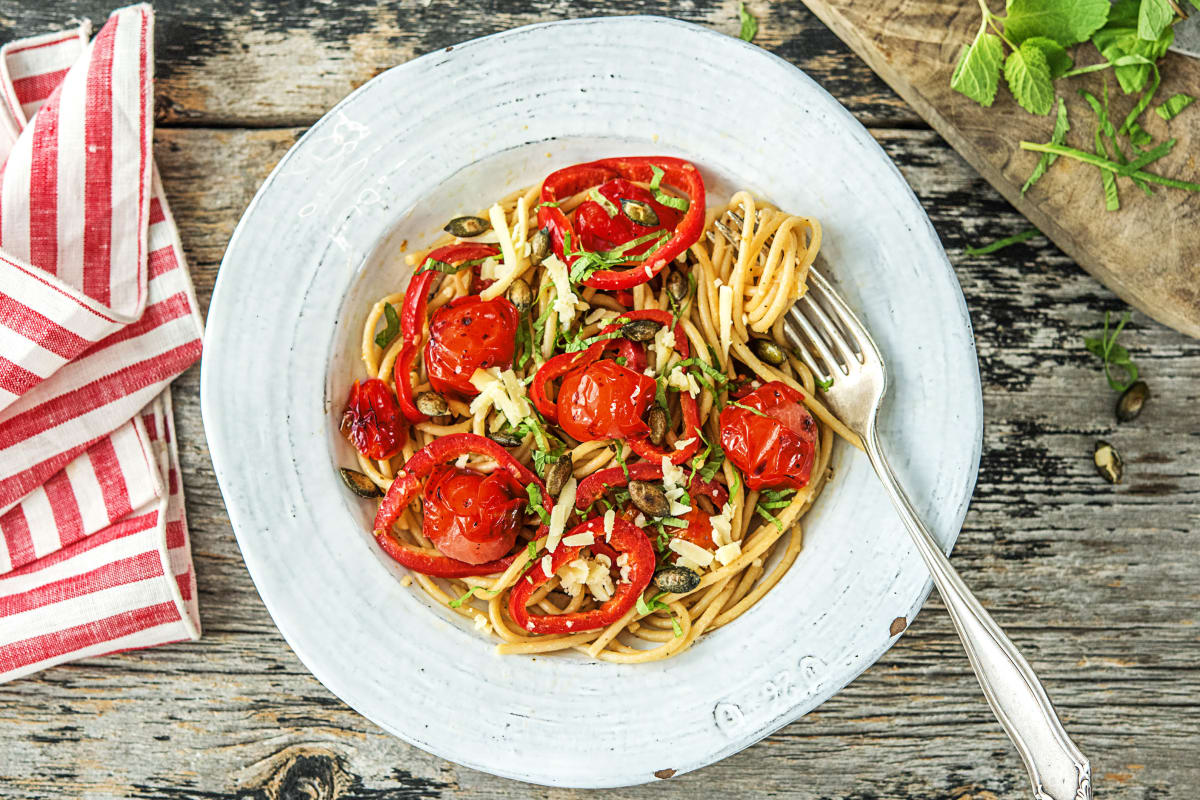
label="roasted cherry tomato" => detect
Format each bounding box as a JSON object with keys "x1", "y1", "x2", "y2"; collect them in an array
[
  {"x1": 422, "y1": 465, "x2": 525, "y2": 564},
  {"x1": 340, "y1": 378, "x2": 406, "y2": 460},
  {"x1": 719, "y1": 381, "x2": 817, "y2": 491},
  {"x1": 675, "y1": 507, "x2": 716, "y2": 550},
  {"x1": 424, "y1": 295, "x2": 519, "y2": 398},
  {"x1": 556, "y1": 358, "x2": 656, "y2": 443},
  {"x1": 575, "y1": 178, "x2": 682, "y2": 255}
]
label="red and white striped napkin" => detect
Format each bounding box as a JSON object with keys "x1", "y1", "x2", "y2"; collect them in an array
[{"x1": 0, "y1": 4, "x2": 204, "y2": 682}]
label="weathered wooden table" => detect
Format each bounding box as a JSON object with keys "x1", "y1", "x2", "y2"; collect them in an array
[{"x1": 2, "y1": 2, "x2": 1197, "y2": 798}]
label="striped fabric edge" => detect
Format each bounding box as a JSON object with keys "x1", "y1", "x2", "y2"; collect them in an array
[
  {"x1": 0, "y1": 412, "x2": 163, "y2": 574},
  {"x1": 0, "y1": 5, "x2": 154, "y2": 414},
  {"x1": 0, "y1": 165, "x2": 204, "y2": 510},
  {"x1": 0, "y1": 389, "x2": 200, "y2": 683},
  {"x1": 0, "y1": 23, "x2": 89, "y2": 163}
]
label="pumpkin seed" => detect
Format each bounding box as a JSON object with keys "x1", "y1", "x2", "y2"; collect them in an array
[
  {"x1": 415, "y1": 391, "x2": 449, "y2": 417},
  {"x1": 629, "y1": 480, "x2": 671, "y2": 517},
  {"x1": 545, "y1": 454, "x2": 574, "y2": 498},
  {"x1": 1115, "y1": 380, "x2": 1149, "y2": 423},
  {"x1": 621, "y1": 198, "x2": 659, "y2": 227},
  {"x1": 666, "y1": 269, "x2": 688, "y2": 303},
  {"x1": 489, "y1": 431, "x2": 524, "y2": 448},
  {"x1": 647, "y1": 406, "x2": 668, "y2": 446},
  {"x1": 443, "y1": 216, "x2": 490, "y2": 238},
  {"x1": 752, "y1": 338, "x2": 786, "y2": 366},
  {"x1": 530, "y1": 227, "x2": 551, "y2": 266},
  {"x1": 339, "y1": 468, "x2": 382, "y2": 498},
  {"x1": 621, "y1": 318, "x2": 663, "y2": 342},
  {"x1": 507, "y1": 278, "x2": 533, "y2": 313},
  {"x1": 654, "y1": 565, "x2": 700, "y2": 594},
  {"x1": 1093, "y1": 440, "x2": 1123, "y2": 484}
]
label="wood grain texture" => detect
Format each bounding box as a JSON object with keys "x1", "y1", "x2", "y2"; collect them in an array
[
  {"x1": 800, "y1": 1, "x2": 1200, "y2": 339},
  {"x1": 1, "y1": 1, "x2": 1198, "y2": 798}
]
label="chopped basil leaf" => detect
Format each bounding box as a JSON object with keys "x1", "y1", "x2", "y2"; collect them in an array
[
  {"x1": 729, "y1": 400, "x2": 770, "y2": 418},
  {"x1": 588, "y1": 187, "x2": 619, "y2": 217},
  {"x1": 374, "y1": 303, "x2": 400, "y2": 349},
  {"x1": 525, "y1": 483, "x2": 551, "y2": 525},
  {"x1": 672, "y1": 615, "x2": 684, "y2": 637}
]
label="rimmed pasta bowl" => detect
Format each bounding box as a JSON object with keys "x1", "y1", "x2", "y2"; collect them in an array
[{"x1": 202, "y1": 16, "x2": 982, "y2": 788}]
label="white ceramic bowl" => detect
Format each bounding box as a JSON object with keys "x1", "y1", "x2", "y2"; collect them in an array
[{"x1": 202, "y1": 16, "x2": 982, "y2": 788}]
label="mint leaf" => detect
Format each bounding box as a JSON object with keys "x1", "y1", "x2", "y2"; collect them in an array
[
  {"x1": 1022, "y1": 98, "x2": 1069, "y2": 194},
  {"x1": 1022, "y1": 36, "x2": 1073, "y2": 79},
  {"x1": 950, "y1": 25, "x2": 1004, "y2": 106},
  {"x1": 737, "y1": 2, "x2": 758, "y2": 42},
  {"x1": 1004, "y1": 0, "x2": 1110, "y2": 46},
  {"x1": 1137, "y1": 0, "x2": 1174, "y2": 42},
  {"x1": 1005, "y1": 43, "x2": 1054, "y2": 115},
  {"x1": 1156, "y1": 93, "x2": 1196, "y2": 121},
  {"x1": 1093, "y1": 0, "x2": 1174, "y2": 93}
]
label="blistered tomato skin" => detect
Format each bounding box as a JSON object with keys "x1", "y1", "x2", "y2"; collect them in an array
[
  {"x1": 719, "y1": 381, "x2": 818, "y2": 492},
  {"x1": 574, "y1": 178, "x2": 682, "y2": 255},
  {"x1": 424, "y1": 295, "x2": 519, "y2": 398},
  {"x1": 340, "y1": 378, "x2": 407, "y2": 460},
  {"x1": 556, "y1": 358, "x2": 656, "y2": 443},
  {"x1": 421, "y1": 465, "x2": 525, "y2": 564}
]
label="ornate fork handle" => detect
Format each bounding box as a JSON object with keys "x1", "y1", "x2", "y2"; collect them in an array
[{"x1": 864, "y1": 423, "x2": 1092, "y2": 800}]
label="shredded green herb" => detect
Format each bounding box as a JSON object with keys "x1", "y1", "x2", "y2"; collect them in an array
[
  {"x1": 964, "y1": 228, "x2": 1041, "y2": 256},
  {"x1": 728, "y1": 400, "x2": 769, "y2": 418},
  {"x1": 1156, "y1": 93, "x2": 1195, "y2": 121},
  {"x1": 612, "y1": 440, "x2": 632, "y2": 481},
  {"x1": 636, "y1": 591, "x2": 671, "y2": 616},
  {"x1": 737, "y1": 1, "x2": 758, "y2": 42},
  {"x1": 525, "y1": 483, "x2": 551, "y2": 525},
  {"x1": 1083, "y1": 310, "x2": 1139, "y2": 391},
  {"x1": 588, "y1": 187, "x2": 619, "y2": 217},
  {"x1": 418, "y1": 255, "x2": 489, "y2": 275},
  {"x1": 374, "y1": 303, "x2": 399, "y2": 349},
  {"x1": 449, "y1": 586, "x2": 496, "y2": 608}
]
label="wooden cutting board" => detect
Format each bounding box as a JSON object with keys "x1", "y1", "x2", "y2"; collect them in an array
[{"x1": 801, "y1": 2, "x2": 1200, "y2": 337}]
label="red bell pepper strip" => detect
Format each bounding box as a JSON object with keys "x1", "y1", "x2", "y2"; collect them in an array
[
  {"x1": 508, "y1": 516, "x2": 655, "y2": 634},
  {"x1": 538, "y1": 157, "x2": 706, "y2": 290},
  {"x1": 574, "y1": 461, "x2": 729, "y2": 513},
  {"x1": 373, "y1": 433, "x2": 547, "y2": 577},
  {"x1": 394, "y1": 244, "x2": 499, "y2": 423}
]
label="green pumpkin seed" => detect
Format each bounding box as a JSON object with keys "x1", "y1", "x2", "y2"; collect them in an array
[
  {"x1": 443, "y1": 216, "x2": 490, "y2": 238},
  {"x1": 339, "y1": 468, "x2": 382, "y2": 498},
  {"x1": 647, "y1": 406, "x2": 668, "y2": 447},
  {"x1": 666, "y1": 270, "x2": 688, "y2": 303},
  {"x1": 629, "y1": 480, "x2": 671, "y2": 517},
  {"x1": 621, "y1": 318, "x2": 663, "y2": 342},
  {"x1": 489, "y1": 431, "x2": 524, "y2": 448},
  {"x1": 545, "y1": 454, "x2": 574, "y2": 498},
  {"x1": 654, "y1": 565, "x2": 700, "y2": 594},
  {"x1": 415, "y1": 391, "x2": 449, "y2": 417},
  {"x1": 1115, "y1": 380, "x2": 1149, "y2": 423},
  {"x1": 506, "y1": 278, "x2": 533, "y2": 313},
  {"x1": 1093, "y1": 440, "x2": 1123, "y2": 484},
  {"x1": 621, "y1": 198, "x2": 659, "y2": 227},
  {"x1": 530, "y1": 227, "x2": 551, "y2": 266},
  {"x1": 752, "y1": 338, "x2": 786, "y2": 366}
]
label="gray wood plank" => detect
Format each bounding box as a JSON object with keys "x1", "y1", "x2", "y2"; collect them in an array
[
  {"x1": 0, "y1": 0, "x2": 921, "y2": 128},
  {"x1": 1, "y1": 124, "x2": 1196, "y2": 798}
]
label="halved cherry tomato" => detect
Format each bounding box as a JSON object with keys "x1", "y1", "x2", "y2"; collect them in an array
[
  {"x1": 374, "y1": 433, "x2": 547, "y2": 578},
  {"x1": 557, "y1": 358, "x2": 656, "y2": 443},
  {"x1": 674, "y1": 507, "x2": 715, "y2": 550},
  {"x1": 422, "y1": 465, "x2": 525, "y2": 564},
  {"x1": 340, "y1": 378, "x2": 406, "y2": 460},
  {"x1": 575, "y1": 178, "x2": 682, "y2": 255},
  {"x1": 719, "y1": 381, "x2": 817, "y2": 491},
  {"x1": 425, "y1": 295, "x2": 519, "y2": 398}
]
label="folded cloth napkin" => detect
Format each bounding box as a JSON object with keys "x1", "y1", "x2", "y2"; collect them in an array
[{"x1": 0, "y1": 4, "x2": 204, "y2": 682}]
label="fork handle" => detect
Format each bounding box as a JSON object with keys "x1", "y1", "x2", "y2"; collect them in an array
[{"x1": 864, "y1": 426, "x2": 1091, "y2": 800}]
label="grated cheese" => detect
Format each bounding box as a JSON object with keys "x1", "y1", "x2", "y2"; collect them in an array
[
  {"x1": 673, "y1": 437, "x2": 696, "y2": 450},
  {"x1": 469, "y1": 367, "x2": 531, "y2": 427},
  {"x1": 546, "y1": 475, "x2": 577, "y2": 552},
  {"x1": 661, "y1": 457, "x2": 685, "y2": 492},
  {"x1": 541, "y1": 554, "x2": 554, "y2": 577},
  {"x1": 718, "y1": 283, "x2": 734, "y2": 358},
  {"x1": 558, "y1": 555, "x2": 615, "y2": 601},
  {"x1": 558, "y1": 558, "x2": 591, "y2": 596},
  {"x1": 709, "y1": 502, "x2": 735, "y2": 547},
  {"x1": 653, "y1": 326, "x2": 676, "y2": 373},
  {"x1": 479, "y1": 256, "x2": 498, "y2": 281},
  {"x1": 675, "y1": 555, "x2": 704, "y2": 572},
  {"x1": 473, "y1": 613, "x2": 491, "y2": 632},
  {"x1": 454, "y1": 454, "x2": 470, "y2": 469},
  {"x1": 584, "y1": 307, "x2": 618, "y2": 325},
  {"x1": 668, "y1": 498, "x2": 692, "y2": 517},
  {"x1": 617, "y1": 552, "x2": 631, "y2": 583},
  {"x1": 562, "y1": 531, "x2": 596, "y2": 547},
  {"x1": 542, "y1": 254, "x2": 580, "y2": 328},
  {"x1": 479, "y1": 202, "x2": 530, "y2": 301},
  {"x1": 714, "y1": 541, "x2": 742, "y2": 566},
  {"x1": 603, "y1": 508, "x2": 615, "y2": 540},
  {"x1": 669, "y1": 538, "x2": 714, "y2": 566}
]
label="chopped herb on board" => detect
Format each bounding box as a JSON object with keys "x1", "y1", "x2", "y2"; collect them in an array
[
  {"x1": 964, "y1": 228, "x2": 1041, "y2": 255},
  {"x1": 1083, "y1": 311, "x2": 1139, "y2": 391},
  {"x1": 737, "y1": 2, "x2": 758, "y2": 42},
  {"x1": 951, "y1": 0, "x2": 1198, "y2": 211}
]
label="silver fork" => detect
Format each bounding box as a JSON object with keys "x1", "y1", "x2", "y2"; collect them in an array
[{"x1": 715, "y1": 217, "x2": 1091, "y2": 800}]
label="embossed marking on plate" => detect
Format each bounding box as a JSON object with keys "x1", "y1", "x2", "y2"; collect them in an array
[{"x1": 712, "y1": 655, "x2": 826, "y2": 737}]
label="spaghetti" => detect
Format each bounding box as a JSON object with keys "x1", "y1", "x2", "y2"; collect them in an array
[{"x1": 338, "y1": 157, "x2": 853, "y2": 663}]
